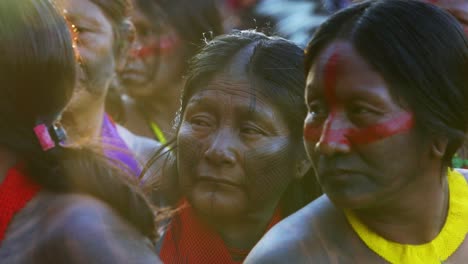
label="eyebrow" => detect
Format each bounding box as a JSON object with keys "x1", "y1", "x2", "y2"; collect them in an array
[{"x1": 186, "y1": 94, "x2": 276, "y2": 122}]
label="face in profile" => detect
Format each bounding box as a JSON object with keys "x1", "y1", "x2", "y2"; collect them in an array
[
  {"x1": 177, "y1": 61, "x2": 300, "y2": 219},
  {"x1": 304, "y1": 41, "x2": 430, "y2": 209},
  {"x1": 59, "y1": 0, "x2": 117, "y2": 107}
]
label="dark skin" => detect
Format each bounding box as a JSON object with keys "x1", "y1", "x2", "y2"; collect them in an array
[
  {"x1": 175, "y1": 51, "x2": 306, "y2": 252},
  {"x1": 59, "y1": 0, "x2": 119, "y2": 143},
  {"x1": 121, "y1": 1, "x2": 182, "y2": 139},
  {"x1": 57, "y1": 0, "x2": 161, "y2": 167},
  {"x1": 0, "y1": 192, "x2": 161, "y2": 263},
  {"x1": 245, "y1": 42, "x2": 468, "y2": 263}
]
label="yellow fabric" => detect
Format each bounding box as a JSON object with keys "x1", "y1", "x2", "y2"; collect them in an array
[
  {"x1": 345, "y1": 169, "x2": 468, "y2": 264},
  {"x1": 150, "y1": 121, "x2": 167, "y2": 144}
]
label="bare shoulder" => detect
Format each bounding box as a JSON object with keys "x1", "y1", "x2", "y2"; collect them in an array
[
  {"x1": 245, "y1": 195, "x2": 350, "y2": 264},
  {"x1": 35, "y1": 193, "x2": 161, "y2": 264}
]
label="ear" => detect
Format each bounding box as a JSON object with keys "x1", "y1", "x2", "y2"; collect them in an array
[
  {"x1": 431, "y1": 136, "x2": 449, "y2": 159},
  {"x1": 115, "y1": 20, "x2": 136, "y2": 72},
  {"x1": 295, "y1": 158, "x2": 312, "y2": 180}
]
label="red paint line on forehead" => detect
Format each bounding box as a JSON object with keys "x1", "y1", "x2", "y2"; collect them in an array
[
  {"x1": 320, "y1": 48, "x2": 341, "y2": 145},
  {"x1": 304, "y1": 123, "x2": 321, "y2": 143},
  {"x1": 323, "y1": 50, "x2": 340, "y2": 106}
]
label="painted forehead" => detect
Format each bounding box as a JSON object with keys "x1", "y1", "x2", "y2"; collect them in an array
[{"x1": 307, "y1": 42, "x2": 368, "y2": 93}]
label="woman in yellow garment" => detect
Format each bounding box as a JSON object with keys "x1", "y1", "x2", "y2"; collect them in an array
[{"x1": 245, "y1": 1, "x2": 468, "y2": 263}]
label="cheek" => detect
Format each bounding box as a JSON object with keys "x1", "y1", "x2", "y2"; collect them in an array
[
  {"x1": 244, "y1": 138, "x2": 297, "y2": 207},
  {"x1": 133, "y1": 41, "x2": 159, "y2": 59},
  {"x1": 303, "y1": 114, "x2": 322, "y2": 143},
  {"x1": 177, "y1": 127, "x2": 205, "y2": 189}
]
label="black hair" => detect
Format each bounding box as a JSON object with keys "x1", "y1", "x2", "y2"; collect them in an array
[
  {"x1": 305, "y1": 0, "x2": 468, "y2": 167},
  {"x1": 146, "y1": 30, "x2": 322, "y2": 216},
  {"x1": 0, "y1": 0, "x2": 155, "y2": 240}
]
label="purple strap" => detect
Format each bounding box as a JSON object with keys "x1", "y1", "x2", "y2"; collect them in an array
[{"x1": 101, "y1": 114, "x2": 141, "y2": 177}]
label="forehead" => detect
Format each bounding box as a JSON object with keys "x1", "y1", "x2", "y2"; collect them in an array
[
  {"x1": 190, "y1": 69, "x2": 270, "y2": 108},
  {"x1": 58, "y1": 0, "x2": 109, "y2": 25},
  {"x1": 307, "y1": 42, "x2": 386, "y2": 91}
]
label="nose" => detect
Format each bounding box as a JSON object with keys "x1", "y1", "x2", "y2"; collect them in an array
[
  {"x1": 315, "y1": 113, "x2": 351, "y2": 155},
  {"x1": 129, "y1": 40, "x2": 143, "y2": 59},
  {"x1": 204, "y1": 128, "x2": 237, "y2": 166}
]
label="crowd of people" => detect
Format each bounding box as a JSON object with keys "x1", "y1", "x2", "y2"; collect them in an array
[{"x1": 0, "y1": 0, "x2": 467, "y2": 263}]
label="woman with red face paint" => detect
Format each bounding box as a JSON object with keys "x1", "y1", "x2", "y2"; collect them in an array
[
  {"x1": 0, "y1": 0, "x2": 161, "y2": 263},
  {"x1": 119, "y1": 0, "x2": 224, "y2": 143},
  {"x1": 246, "y1": 0, "x2": 468, "y2": 263},
  {"x1": 143, "y1": 30, "x2": 321, "y2": 263}
]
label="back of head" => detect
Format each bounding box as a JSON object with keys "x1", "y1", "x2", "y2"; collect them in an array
[
  {"x1": 0, "y1": 0, "x2": 75, "y2": 151},
  {"x1": 0, "y1": 0, "x2": 156, "y2": 240},
  {"x1": 305, "y1": 0, "x2": 468, "y2": 166}
]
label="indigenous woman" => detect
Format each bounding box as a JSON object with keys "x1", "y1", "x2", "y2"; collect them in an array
[
  {"x1": 246, "y1": 1, "x2": 468, "y2": 263},
  {"x1": 120, "y1": 0, "x2": 224, "y2": 142},
  {"x1": 0, "y1": 0, "x2": 161, "y2": 263},
  {"x1": 148, "y1": 30, "x2": 321, "y2": 263},
  {"x1": 56, "y1": 0, "x2": 161, "y2": 177}
]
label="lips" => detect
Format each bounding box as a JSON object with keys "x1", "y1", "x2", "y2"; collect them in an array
[
  {"x1": 197, "y1": 176, "x2": 242, "y2": 187},
  {"x1": 320, "y1": 169, "x2": 362, "y2": 183},
  {"x1": 120, "y1": 68, "x2": 149, "y2": 84}
]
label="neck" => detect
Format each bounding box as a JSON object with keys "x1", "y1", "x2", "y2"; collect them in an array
[
  {"x1": 141, "y1": 81, "x2": 183, "y2": 135},
  {"x1": 62, "y1": 97, "x2": 106, "y2": 145},
  {"x1": 209, "y1": 200, "x2": 280, "y2": 251},
  {"x1": 354, "y1": 167, "x2": 448, "y2": 244},
  {"x1": 0, "y1": 147, "x2": 18, "y2": 184}
]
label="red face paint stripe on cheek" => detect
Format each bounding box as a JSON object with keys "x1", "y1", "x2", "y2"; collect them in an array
[
  {"x1": 348, "y1": 112, "x2": 414, "y2": 145},
  {"x1": 132, "y1": 42, "x2": 159, "y2": 58},
  {"x1": 304, "y1": 123, "x2": 322, "y2": 142}
]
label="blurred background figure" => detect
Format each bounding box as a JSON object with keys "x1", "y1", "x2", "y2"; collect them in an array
[
  {"x1": 57, "y1": 0, "x2": 160, "y2": 177},
  {"x1": 220, "y1": 0, "x2": 351, "y2": 47},
  {"x1": 120, "y1": 0, "x2": 224, "y2": 143}
]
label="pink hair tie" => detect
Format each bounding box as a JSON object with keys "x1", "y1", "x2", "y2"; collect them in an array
[{"x1": 33, "y1": 124, "x2": 56, "y2": 151}]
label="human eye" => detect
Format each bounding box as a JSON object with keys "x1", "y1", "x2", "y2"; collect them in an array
[
  {"x1": 190, "y1": 115, "x2": 213, "y2": 128},
  {"x1": 307, "y1": 102, "x2": 328, "y2": 122},
  {"x1": 347, "y1": 103, "x2": 382, "y2": 125},
  {"x1": 240, "y1": 125, "x2": 264, "y2": 136}
]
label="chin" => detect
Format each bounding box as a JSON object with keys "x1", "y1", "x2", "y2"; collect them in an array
[
  {"x1": 325, "y1": 189, "x2": 377, "y2": 210},
  {"x1": 188, "y1": 191, "x2": 248, "y2": 220}
]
